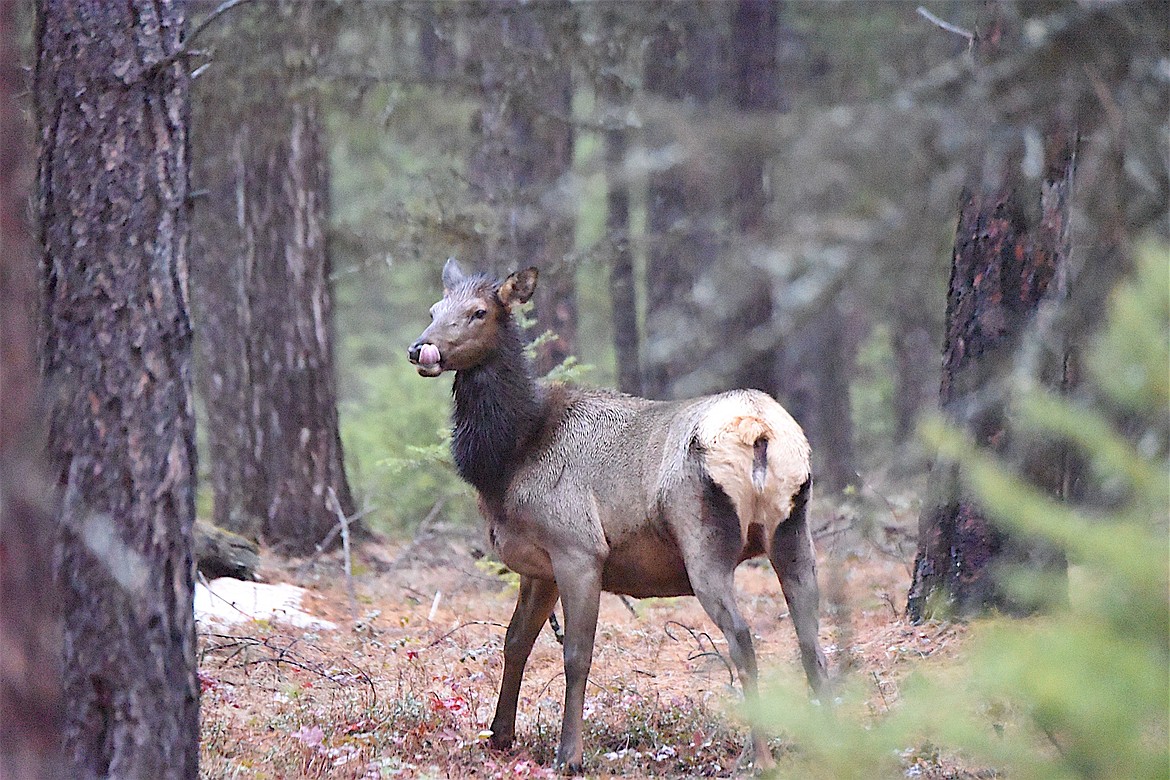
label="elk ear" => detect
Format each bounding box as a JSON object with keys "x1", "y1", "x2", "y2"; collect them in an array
[
  {"x1": 441, "y1": 257, "x2": 465, "y2": 292},
  {"x1": 497, "y1": 267, "x2": 538, "y2": 308}
]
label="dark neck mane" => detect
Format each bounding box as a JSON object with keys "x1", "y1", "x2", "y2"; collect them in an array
[{"x1": 451, "y1": 318, "x2": 543, "y2": 501}]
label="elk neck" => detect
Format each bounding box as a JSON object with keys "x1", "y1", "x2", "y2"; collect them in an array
[{"x1": 450, "y1": 317, "x2": 544, "y2": 502}]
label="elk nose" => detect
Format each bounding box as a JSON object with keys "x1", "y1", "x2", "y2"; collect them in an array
[{"x1": 407, "y1": 340, "x2": 423, "y2": 363}]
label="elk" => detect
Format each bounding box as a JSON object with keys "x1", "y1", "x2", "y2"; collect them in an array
[{"x1": 408, "y1": 259, "x2": 828, "y2": 773}]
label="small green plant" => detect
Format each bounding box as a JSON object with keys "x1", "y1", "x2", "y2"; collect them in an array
[
  {"x1": 340, "y1": 360, "x2": 478, "y2": 532},
  {"x1": 758, "y1": 243, "x2": 1169, "y2": 779}
]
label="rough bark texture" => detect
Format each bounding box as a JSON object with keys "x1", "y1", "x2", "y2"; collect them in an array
[
  {"x1": 1, "y1": 1, "x2": 64, "y2": 776},
  {"x1": 906, "y1": 124, "x2": 1077, "y2": 622},
  {"x1": 192, "y1": 3, "x2": 354, "y2": 554},
  {"x1": 466, "y1": 0, "x2": 576, "y2": 376},
  {"x1": 642, "y1": 4, "x2": 722, "y2": 400},
  {"x1": 35, "y1": 1, "x2": 200, "y2": 776}
]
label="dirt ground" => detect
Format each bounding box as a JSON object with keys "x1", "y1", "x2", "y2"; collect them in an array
[{"x1": 197, "y1": 498, "x2": 969, "y2": 779}]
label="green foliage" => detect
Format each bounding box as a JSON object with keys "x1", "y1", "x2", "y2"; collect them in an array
[
  {"x1": 758, "y1": 244, "x2": 1170, "y2": 779},
  {"x1": 339, "y1": 359, "x2": 477, "y2": 533},
  {"x1": 851, "y1": 322, "x2": 898, "y2": 464}
]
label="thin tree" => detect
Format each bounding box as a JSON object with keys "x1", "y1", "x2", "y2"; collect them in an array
[
  {"x1": 36, "y1": 0, "x2": 200, "y2": 775},
  {"x1": 726, "y1": 0, "x2": 784, "y2": 396},
  {"x1": 1, "y1": 1, "x2": 63, "y2": 775},
  {"x1": 192, "y1": 1, "x2": 355, "y2": 553},
  {"x1": 906, "y1": 6, "x2": 1079, "y2": 621},
  {"x1": 599, "y1": 6, "x2": 640, "y2": 395},
  {"x1": 465, "y1": 0, "x2": 578, "y2": 375},
  {"x1": 641, "y1": 3, "x2": 723, "y2": 400}
]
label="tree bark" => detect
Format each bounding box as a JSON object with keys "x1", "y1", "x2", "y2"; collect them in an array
[
  {"x1": 891, "y1": 319, "x2": 937, "y2": 445},
  {"x1": 36, "y1": 1, "x2": 200, "y2": 775},
  {"x1": 465, "y1": 0, "x2": 577, "y2": 376},
  {"x1": 1, "y1": 1, "x2": 64, "y2": 775},
  {"x1": 781, "y1": 300, "x2": 860, "y2": 492},
  {"x1": 192, "y1": 3, "x2": 355, "y2": 554},
  {"x1": 642, "y1": 4, "x2": 722, "y2": 400},
  {"x1": 601, "y1": 9, "x2": 640, "y2": 395},
  {"x1": 726, "y1": 0, "x2": 785, "y2": 396},
  {"x1": 906, "y1": 123, "x2": 1077, "y2": 621}
]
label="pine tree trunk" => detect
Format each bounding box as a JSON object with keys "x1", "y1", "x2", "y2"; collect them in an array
[
  {"x1": 36, "y1": 1, "x2": 200, "y2": 775},
  {"x1": 906, "y1": 125, "x2": 1077, "y2": 621},
  {"x1": 600, "y1": 13, "x2": 640, "y2": 395},
  {"x1": 1, "y1": 2, "x2": 63, "y2": 775},
  {"x1": 192, "y1": 4, "x2": 354, "y2": 554},
  {"x1": 781, "y1": 301, "x2": 860, "y2": 492},
  {"x1": 466, "y1": 0, "x2": 577, "y2": 375},
  {"x1": 726, "y1": 0, "x2": 785, "y2": 395},
  {"x1": 642, "y1": 5, "x2": 721, "y2": 400},
  {"x1": 891, "y1": 319, "x2": 936, "y2": 444}
]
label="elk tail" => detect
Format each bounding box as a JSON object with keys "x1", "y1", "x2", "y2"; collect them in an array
[{"x1": 697, "y1": 392, "x2": 812, "y2": 540}]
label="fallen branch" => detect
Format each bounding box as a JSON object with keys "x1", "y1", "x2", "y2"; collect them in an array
[
  {"x1": 199, "y1": 630, "x2": 378, "y2": 708},
  {"x1": 664, "y1": 620, "x2": 734, "y2": 687},
  {"x1": 424, "y1": 620, "x2": 509, "y2": 650}
]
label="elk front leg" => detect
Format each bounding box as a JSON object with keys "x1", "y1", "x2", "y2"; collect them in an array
[
  {"x1": 489, "y1": 576, "x2": 559, "y2": 750},
  {"x1": 550, "y1": 554, "x2": 602, "y2": 774},
  {"x1": 770, "y1": 502, "x2": 829, "y2": 696}
]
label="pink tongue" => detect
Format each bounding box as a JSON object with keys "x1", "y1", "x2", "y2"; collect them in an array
[{"x1": 419, "y1": 343, "x2": 441, "y2": 366}]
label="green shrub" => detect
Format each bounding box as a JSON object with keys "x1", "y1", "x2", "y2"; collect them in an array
[
  {"x1": 340, "y1": 359, "x2": 477, "y2": 534},
  {"x1": 758, "y1": 243, "x2": 1169, "y2": 779}
]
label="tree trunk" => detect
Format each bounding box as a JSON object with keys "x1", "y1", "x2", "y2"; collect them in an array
[
  {"x1": 642, "y1": 4, "x2": 722, "y2": 400},
  {"x1": 601, "y1": 9, "x2": 640, "y2": 395},
  {"x1": 906, "y1": 124, "x2": 1077, "y2": 621},
  {"x1": 726, "y1": 0, "x2": 785, "y2": 395},
  {"x1": 192, "y1": 4, "x2": 354, "y2": 554},
  {"x1": 891, "y1": 318, "x2": 937, "y2": 444},
  {"x1": 1, "y1": 2, "x2": 63, "y2": 775},
  {"x1": 36, "y1": 1, "x2": 200, "y2": 776},
  {"x1": 781, "y1": 300, "x2": 860, "y2": 492},
  {"x1": 466, "y1": 0, "x2": 577, "y2": 376}
]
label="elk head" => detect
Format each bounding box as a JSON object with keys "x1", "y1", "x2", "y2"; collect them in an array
[{"x1": 408, "y1": 258, "x2": 538, "y2": 377}]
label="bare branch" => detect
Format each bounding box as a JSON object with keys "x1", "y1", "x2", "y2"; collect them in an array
[
  {"x1": 189, "y1": 0, "x2": 256, "y2": 47},
  {"x1": 146, "y1": 0, "x2": 259, "y2": 77},
  {"x1": 916, "y1": 6, "x2": 976, "y2": 43},
  {"x1": 327, "y1": 487, "x2": 357, "y2": 617}
]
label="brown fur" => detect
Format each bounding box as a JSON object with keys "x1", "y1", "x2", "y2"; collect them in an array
[{"x1": 409, "y1": 260, "x2": 829, "y2": 773}]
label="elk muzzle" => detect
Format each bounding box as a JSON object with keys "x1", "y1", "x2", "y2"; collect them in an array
[{"x1": 408, "y1": 339, "x2": 444, "y2": 377}]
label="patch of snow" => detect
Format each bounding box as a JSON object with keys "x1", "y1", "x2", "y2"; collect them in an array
[{"x1": 194, "y1": 578, "x2": 337, "y2": 630}]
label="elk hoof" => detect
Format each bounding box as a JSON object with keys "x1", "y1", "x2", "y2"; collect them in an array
[
  {"x1": 488, "y1": 732, "x2": 513, "y2": 751},
  {"x1": 554, "y1": 759, "x2": 584, "y2": 776}
]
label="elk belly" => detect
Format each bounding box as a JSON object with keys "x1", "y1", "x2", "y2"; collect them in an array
[{"x1": 601, "y1": 530, "x2": 693, "y2": 598}]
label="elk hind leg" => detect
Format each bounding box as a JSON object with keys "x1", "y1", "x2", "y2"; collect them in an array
[
  {"x1": 769, "y1": 477, "x2": 829, "y2": 695},
  {"x1": 676, "y1": 479, "x2": 775, "y2": 768},
  {"x1": 489, "y1": 576, "x2": 559, "y2": 750}
]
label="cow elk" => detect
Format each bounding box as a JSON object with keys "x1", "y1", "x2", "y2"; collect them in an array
[{"x1": 408, "y1": 259, "x2": 828, "y2": 773}]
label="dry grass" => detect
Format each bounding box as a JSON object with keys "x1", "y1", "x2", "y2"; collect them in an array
[{"x1": 198, "y1": 498, "x2": 972, "y2": 779}]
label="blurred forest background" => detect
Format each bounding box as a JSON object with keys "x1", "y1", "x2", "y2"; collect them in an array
[
  {"x1": 4, "y1": 1, "x2": 1168, "y2": 777},
  {"x1": 181, "y1": 0, "x2": 1166, "y2": 538}
]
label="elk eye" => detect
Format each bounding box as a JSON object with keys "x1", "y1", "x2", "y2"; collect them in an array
[{"x1": 472, "y1": 309, "x2": 487, "y2": 321}]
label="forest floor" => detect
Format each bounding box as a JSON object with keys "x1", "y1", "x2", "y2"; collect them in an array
[{"x1": 196, "y1": 494, "x2": 983, "y2": 780}]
